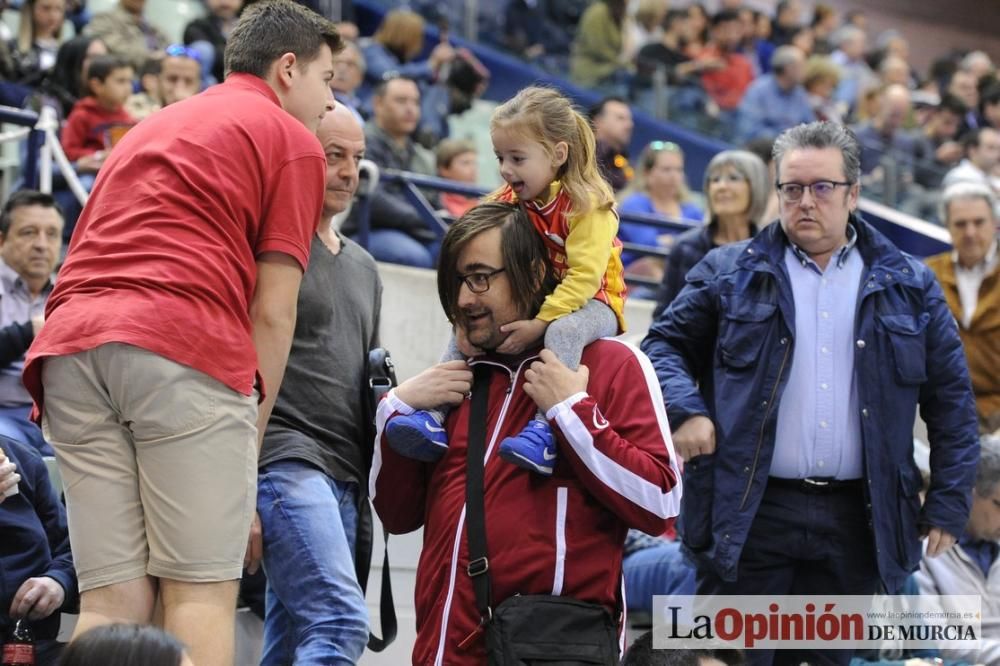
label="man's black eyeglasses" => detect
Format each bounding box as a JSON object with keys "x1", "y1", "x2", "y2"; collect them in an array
[
  {"x1": 775, "y1": 180, "x2": 853, "y2": 202},
  {"x1": 458, "y1": 268, "x2": 505, "y2": 293}
]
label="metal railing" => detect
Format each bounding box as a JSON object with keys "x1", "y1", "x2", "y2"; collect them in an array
[{"x1": 0, "y1": 104, "x2": 89, "y2": 206}]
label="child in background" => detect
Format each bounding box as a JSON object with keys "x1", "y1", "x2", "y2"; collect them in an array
[
  {"x1": 436, "y1": 138, "x2": 480, "y2": 218},
  {"x1": 61, "y1": 54, "x2": 135, "y2": 173},
  {"x1": 125, "y1": 56, "x2": 163, "y2": 120},
  {"x1": 386, "y1": 86, "x2": 627, "y2": 476}
]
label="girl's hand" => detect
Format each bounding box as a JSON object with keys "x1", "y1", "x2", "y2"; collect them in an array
[{"x1": 497, "y1": 318, "x2": 548, "y2": 355}]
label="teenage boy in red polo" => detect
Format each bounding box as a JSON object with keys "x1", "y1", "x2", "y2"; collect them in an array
[{"x1": 23, "y1": 2, "x2": 341, "y2": 663}]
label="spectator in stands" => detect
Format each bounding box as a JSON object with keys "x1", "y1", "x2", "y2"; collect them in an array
[
  {"x1": 10, "y1": 0, "x2": 68, "y2": 88},
  {"x1": 878, "y1": 54, "x2": 911, "y2": 88},
  {"x1": 330, "y1": 40, "x2": 364, "y2": 118},
  {"x1": 961, "y1": 50, "x2": 995, "y2": 88},
  {"x1": 622, "y1": 526, "x2": 696, "y2": 617},
  {"x1": 830, "y1": 25, "x2": 877, "y2": 112},
  {"x1": 84, "y1": 0, "x2": 168, "y2": 71},
  {"x1": 24, "y1": 4, "x2": 341, "y2": 664},
  {"x1": 58, "y1": 624, "x2": 193, "y2": 666},
  {"x1": 60, "y1": 54, "x2": 135, "y2": 173},
  {"x1": 183, "y1": 0, "x2": 243, "y2": 84},
  {"x1": 0, "y1": 192, "x2": 61, "y2": 457},
  {"x1": 854, "y1": 84, "x2": 919, "y2": 205},
  {"x1": 750, "y1": 10, "x2": 775, "y2": 74},
  {"x1": 916, "y1": 434, "x2": 1000, "y2": 664},
  {"x1": 635, "y1": 9, "x2": 721, "y2": 118},
  {"x1": 979, "y1": 84, "x2": 1000, "y2": 130},
  {"x1": 926, "y1": 183, "x2": 1000, "y2": 434},
  {"x1": 625, "y1": 0, "x2": 667, "y2": 61},
  {"x1": 349, "y1": 76, "x2": 439, "y2": 268},
  {"x1": 125, "y1": 57, "x2": 162, "y2": 120},
  {"x1": 698, "y1": 10, "x2": 755, "y2": 128},
  {"x1": 360, "y1": 10, "x2": 455, "y2": 98},
  {"x1": 590, "y1": 96, "x2": 634, "y2": 192},
  {"x1": 642, "y1": 121, "x2": 979, "y2": 666},
  {"x1": 949, "y1": 69, "x2": 982, "y2": 135},
  {"x1": 943, "y1": 127, "x2": 1000, "y2": 202},
  {"x1": 653, "y1": 149, "x2": 768, "y2": 316},
  {"x1": 686, "y1": 3, "x2": 710, "y2": 53},
  {"x1": 157, "y1": 45, "x2": 201, "y2": 107},
  {"x1": 0, "y1": 437, "x2": 77, "y2": 666},
  {"x1": 30, "y1": 35, "x2": 107, "y2": 119},
  {"x1": 769, "y1": 0, "x2": 802, "y2": 47},
  {"x1": 569, "y1": 0, "x2": 631, "y2": 94},
  {"x1": 249, "y1": 103, "x2": 376, "y2": 665},
  {"x1": 913, "y1": 94, "x2": 966, "y2": 190},
  {"x1": 804, "y1": 55, "x2": 844, "y2": 123},
  {"x1": 372, "y1": 202, "x2": 681, "y2": 664},
  {"x1": 416, "y1": 47, "x2": 489, "y2": 148},
  {"x1": 437, "y1": 138, "x2": 479, "y2": 218},
  {"x1": 810, "y1": 3, "x2": 838, "y2": 54},
  {"x1": 619, "y1": 141, "x2": 703, "y2": 282},
  {"x1": 737, "y1": 45, "x2": 815, "y2": 143}
]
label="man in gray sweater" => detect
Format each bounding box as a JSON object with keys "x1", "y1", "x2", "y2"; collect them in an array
[{"x1": 246, "y1": 102, "x2": 382, "y2": 665}]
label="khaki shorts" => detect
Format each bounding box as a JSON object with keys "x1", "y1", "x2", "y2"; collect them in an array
[{"x1": 41, "y1": 343, "x2": 258, "y2": 592}]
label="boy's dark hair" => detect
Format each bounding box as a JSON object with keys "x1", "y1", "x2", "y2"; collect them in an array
[
  {"x1": 85, "y1": 54, "x2": 130, "y2": 85},
  {"x1": 225, "y1": 0, "x2": 343, "y2": 78},
  {"x1": 57, "y1": 624, "x2": 186, "y2": 666},
  {"x1": 0, "y1": 189, "x2": 62, "y2": 236}
]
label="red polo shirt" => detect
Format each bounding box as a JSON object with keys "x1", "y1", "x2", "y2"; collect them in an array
[{"x1": 24, "y1": 74, "x2": 325, "y2": 410}]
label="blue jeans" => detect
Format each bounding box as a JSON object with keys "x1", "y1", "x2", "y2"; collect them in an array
[
  {"x1": 622, "y1": 539, "x2": 696, "y2": 614},
  {"x1": 257, "y1": 460, "x2": 369, "y2": 665},
  {"x1": 0, "y1": 405, "x2": 53, "y2": 456},
  {"x1": 362, "y1": 229, "x2": 440, "y2": 268}
]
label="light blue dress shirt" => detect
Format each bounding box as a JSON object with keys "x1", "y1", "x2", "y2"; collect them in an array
[{"x1": 770, "y1": 226, "x2": 865, "y2": 480}]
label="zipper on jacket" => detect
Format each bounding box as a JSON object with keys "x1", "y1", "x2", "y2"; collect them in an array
[{"x1": 739, "y1": 337, "x2": 792, "y2": 511}]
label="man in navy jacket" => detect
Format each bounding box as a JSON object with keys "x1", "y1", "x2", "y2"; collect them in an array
[
  {"x1": 0, "y1": 436, "x2": 76, "y2": 664},
  {"x1": 642, "y1": 121, "x2": 979, "y2": 666}
]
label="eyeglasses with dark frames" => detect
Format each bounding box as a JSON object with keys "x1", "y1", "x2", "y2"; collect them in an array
[
  {"x1": 775, "y1": 180, "x2": 853, "y2": 202},
  {"x1": 458, "y1": 268, "x2": 506, "y2": 293}
]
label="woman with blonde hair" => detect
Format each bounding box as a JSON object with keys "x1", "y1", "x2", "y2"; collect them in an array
[
  {"x1": 619, "y1": 140, "x2": 703, "y2": 280},
  {"x1": 361, "y1": 9, "x2": 454, "y2": 90},
  {"x1": 654, "y1": 149, "x2": 769, "y2": 315},
  {"x1": 12, "y1": 0, "x2": 67, "y2": 85}
]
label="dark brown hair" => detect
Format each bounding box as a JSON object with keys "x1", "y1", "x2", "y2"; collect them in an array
[
  {"x1": 437, "y1": 202, "x2": 555, "y2": 327},
  {"x1": 225, "y1": 0, "x2": 343, "y2": 78}
]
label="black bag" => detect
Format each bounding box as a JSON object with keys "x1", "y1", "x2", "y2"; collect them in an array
[
  {"x1": 357, "y1": 347, "x2": 398, "y2": 652},
  {"x1": 465, "y1": 365, "x2": 620, "y2": 666}
]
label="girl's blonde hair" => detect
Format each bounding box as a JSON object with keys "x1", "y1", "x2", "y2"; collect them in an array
[{"x1": 489, "y1": 86, "x2": 615, "y2": 221}]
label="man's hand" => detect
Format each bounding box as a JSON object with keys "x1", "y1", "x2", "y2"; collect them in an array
[
  {"x1": 9, "y1": 577, "x2": 64, "y2": 620},
  {"x1": 497, "y1": 318, "x2": 548, "y2": 355},
  {"x1": 394, "y1": 360, "x2": 473, "y2": 411},
  {"x1": 0, "y1": 449, "x2": 20, "y2": 502},
  {"x1": 455, "y1": 326, "x2": 484, "y2": 358},
  {"x1": 75, "y1": 151, "x2": 106, "y2": 173},
  {"x1": 924, "y1": 526, "x2": 957, "y2": 558},
  {"x1": 523, "y1": 349, "x2": 589, "y2": 414},
  {"x1": 672, "y1": 415, "x2": 716, "y2": 461},
  {"x1": 244, "y1": 512, "x2": 263, "y2": 575}
]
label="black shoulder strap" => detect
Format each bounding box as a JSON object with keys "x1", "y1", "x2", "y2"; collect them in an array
[
  {"x1": 362, "y1": 348, "x2": 398, "y2": 652},
  {"x1": 465, "y1": 364, "x2": 494, "y2": 623}
]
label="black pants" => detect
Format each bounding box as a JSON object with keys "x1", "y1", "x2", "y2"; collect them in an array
[{"x1": 696, "y1": 479, "x2": 880, "y2": 666}]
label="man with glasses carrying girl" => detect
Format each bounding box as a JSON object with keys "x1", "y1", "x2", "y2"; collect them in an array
[{"x1": 641, "y1": 121, "x2": 979, "y2": 666}]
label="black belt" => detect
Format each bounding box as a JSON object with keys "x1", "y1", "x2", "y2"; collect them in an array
[{"x1": 767, "y1": 477, "x2": 864, "y2": 494}]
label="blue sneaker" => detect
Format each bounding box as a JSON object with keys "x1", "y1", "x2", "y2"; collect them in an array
[
  {"x1": 498, "y1": 419, "x2": 556, "y2": 475},
  {"x1": 385, "y1": 410, "x2": 448, "y2": 462}
]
